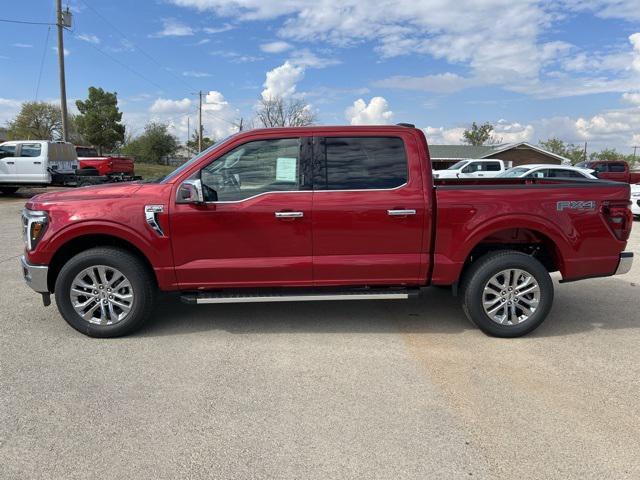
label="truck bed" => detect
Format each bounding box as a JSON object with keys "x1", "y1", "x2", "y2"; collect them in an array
[{"x1": 432, "y1": 177, "x2": 631, "y2": 284}]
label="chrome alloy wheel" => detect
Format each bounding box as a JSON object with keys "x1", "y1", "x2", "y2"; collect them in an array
[
  {"x1": 69, "y1": 265, "x2": 134, "y2": 325},
  {"x1": 482, "y1": 268, "x2": 540, "y2": 325}
]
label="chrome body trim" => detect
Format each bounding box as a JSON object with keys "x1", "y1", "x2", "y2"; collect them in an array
[
  {"x1": 614, "y1": 252, "x2": 633, "y2": 275},
  {"x1": 275, "y1": 211, "x2": 304, "y2": 218},
  {"x1": 387, "y1": 209, "x2": 416, "y2": 216},
  {"x1": 194, "y1": 292, "x2": 410, "y2": 304},
  {"x1": 20, "y1": 255, "x2": 49, "y2": 293},
  {"x1": 144, "y1": 204, "x2": 165, "y2": 237}
]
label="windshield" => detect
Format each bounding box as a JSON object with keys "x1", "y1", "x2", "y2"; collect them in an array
[
  {"x1": 447, "y1": 160, "x2": 468, "y2": 170},
  {"x1": 497, "y1": 167, "x2": 530, "y2": 178},
  {"x1": 159, "y1": 133, "x2": 239, "y2": 183}
]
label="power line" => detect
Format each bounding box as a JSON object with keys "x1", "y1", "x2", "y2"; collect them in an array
[
  {"x1": 0, "y1": 18, "x2": 55, "y2": 26},
  {"x1": 71, "y1": 32, "x2": 167, "y2": 92},
  {"x1": 35, "y1": 27, "x2": 52, "y2": 100},
  {"x1": 77, "y1": 0, "x2": 197, "y2": 93}
]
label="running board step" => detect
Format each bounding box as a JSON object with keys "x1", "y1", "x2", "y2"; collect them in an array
[{"x1": 181, "y1": 288, "x2": 418, "y2": 305}]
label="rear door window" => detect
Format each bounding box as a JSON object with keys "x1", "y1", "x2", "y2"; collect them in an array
[
  {"x1": 609, "y1": 163, "x2": 626, "y2": 173},
  {"x1": 320, "y1": 137, "x2": 407, "y2": 190},
  {"x1": 483, "y1": 161, "x2": 502, "y2": 171},
  {"x1": 19, "y1": 143, "x2": 42, "y2": 157}
]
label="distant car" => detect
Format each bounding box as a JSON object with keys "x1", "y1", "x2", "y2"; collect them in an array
[
  {"x1": 497, "y1": 164, "x2": 597, "y2": 180},
  {"x1": 433, "y1": 159, "x2": 509, "y2": 179},
  {"x1": 631, "y1": 183, "x2": 640, "y2": 219}
]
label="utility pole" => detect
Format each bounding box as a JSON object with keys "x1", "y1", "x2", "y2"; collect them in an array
[
  {"x1": 56, "y1": 0, "x2": 70, "y2": 142},
  {"x1": 238, "y1": 117, "x2": 243, "y2": 132},
  {"x1": 198, "y1": 91, "x2": 203, "y2": 152},
  {"x1": 187, "y1": 116, "x2": 190, "y2": 153}
]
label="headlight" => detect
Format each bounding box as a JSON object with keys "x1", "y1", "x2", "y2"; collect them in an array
[{"x1": 21, "y1": 209, "x2": 49, "y2": 251}]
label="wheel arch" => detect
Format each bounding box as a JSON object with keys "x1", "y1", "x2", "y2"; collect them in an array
[{"x1": 47, "y1": 234, "x2": 157, "y2": 293}]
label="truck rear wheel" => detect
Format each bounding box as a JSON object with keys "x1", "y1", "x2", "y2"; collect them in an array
[
  {"x1": 54, "y1": 247, "x2": 156, "y2": 337},
  {"x1": 461, "y1": 251, "x2": 554, "y2": 338}
]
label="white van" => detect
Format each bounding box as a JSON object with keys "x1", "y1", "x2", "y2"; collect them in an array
[{"x1": 0, "y1": 141, "x2": 79, "y2": 193}]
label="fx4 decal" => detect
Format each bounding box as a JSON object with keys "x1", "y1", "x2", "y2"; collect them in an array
[{"x1": 557, "y1": 200, "x2": 596, "y2": 211}]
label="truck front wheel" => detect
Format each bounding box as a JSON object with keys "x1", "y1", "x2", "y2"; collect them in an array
[
  {"x1": 54, "y1": 247, "x2": 156, "y2": 337},
  {"x1": 461, "y1": 251, "x2": 554, "y2": 338}
]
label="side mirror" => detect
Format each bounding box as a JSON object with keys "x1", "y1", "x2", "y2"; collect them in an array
[{"x1": 176, "y1": 179, "x2": 204, "y2": 204}]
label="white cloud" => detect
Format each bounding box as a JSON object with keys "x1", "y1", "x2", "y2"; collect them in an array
[
  {"x1": 211, "y1": 50, "x2": 263, "y2": 63},
  {"x1": 260, "y1": 41, "x2": 293, "y2": 53},
  {"x1": 345, "y1": 97, "x2": 393, "y2": 125},
  {"x1": 76, "y1": 33, "x2": 100, "y2": 44},
  {"x1": 183, "y1": 70, "x2": 212, "y2": 77},
  {"x1": 422, "y1": 126, "x2": 467, "y2": 145},
  {"x1": 288, "y1": 49, "x2": 339, "y2": 68},
  {"x1": 203, "y1": 23, "x2": 234, "y2": 34},
  {"x1": 52, "y1": 46, "x2": 70, "y2": 56},
  {"x1": 631, "y1": 33, "x2": 640, "y2": 72},
  {"x1": 0, "y1": 98, "x2": 22, "y2": 126},
  {"x1": 375, "y1": 73, "x2": 480, "y2": 93},
  {"x1": 424, "y1": 108, "x2": 640, "y2": 152},
  {"x1": 261, "y1": 61, "x2": 304, "y2": 100},
  {"x1": 154, "y1": 18, "x2": 194, "y2": 37},
  {"x1": 150, "y1": 98, "x2": 192, "y2": 114},
  {"x1": 12, "y1": 43, "x2": 33, "y2": 48},
  {"x1": 193, "y1": 38, "x2": 211, "y2": 45},
  {"x1": 147, "y1": 92, "x2": 239, "y2": 140},
  {"x1": 622, "y1": 92, "x2": 640, "y2": 105}
]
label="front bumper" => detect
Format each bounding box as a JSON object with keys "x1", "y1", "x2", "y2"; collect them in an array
[
  {"x1": 614, "y1": 252, "x2": 633, "y2": 276},
  {"x1": 20, "y1": 256, "x2": 49, "y2": 293}
]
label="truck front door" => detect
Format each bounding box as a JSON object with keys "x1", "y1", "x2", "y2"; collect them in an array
[
  {"x1": 171, "y1": 136, "x2": 314, "y2": 289},
  {"x1": 311, "y1": 134, "x2": 427, "y2": 286},
  {"x1": 0, "y1": 144, "x2": 17, "y2": 182},
  {"x1": 14, "y1": 143, "x2": 47, "y2": 183}
]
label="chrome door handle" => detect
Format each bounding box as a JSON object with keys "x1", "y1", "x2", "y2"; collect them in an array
[
  {"x1": 387, "y1": 209, "x2": 416, "y2": 216},
  {"x1": 275, "y1": 211, "x2": 304, "y2": 219}
]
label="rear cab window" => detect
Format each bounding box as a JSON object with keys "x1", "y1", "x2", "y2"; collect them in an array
[
  {"x1": 609, "y1": 163, "x2": 626, "y2": 173},
  {"x1": 318, "y1": 137, "x2": 407, "y2": 190}
]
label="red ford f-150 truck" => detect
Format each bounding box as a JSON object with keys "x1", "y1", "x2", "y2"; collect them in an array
[
  {"x1": 75, "y1": 146, "x2": 136, "y2": 177},
  {"x1": 20, "y1": 125, "x2": 633, "y2": 338}
]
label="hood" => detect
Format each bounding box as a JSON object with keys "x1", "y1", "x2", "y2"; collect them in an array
[{"x1": 28, "y1": 183, "x2": 143, "y2": 206}]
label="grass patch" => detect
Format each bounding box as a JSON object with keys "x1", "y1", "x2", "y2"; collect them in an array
[{"x1": 134, "y1": 163, "x2": 178, "y2": 180}]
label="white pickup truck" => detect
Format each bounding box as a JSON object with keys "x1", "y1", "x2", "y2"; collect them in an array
[
  {"x1": 433, "y1": 158, "x2": 510, "y2": 179},
  {"x1": 0, "y1": 141, "x2": 80, "y2": 194}
]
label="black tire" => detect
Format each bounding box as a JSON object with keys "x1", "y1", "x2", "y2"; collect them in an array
[
  {"x1": 0, "y1": 187, "x2": 19, "y2": 195},
  {"x1": 54, "y1": 247, "x2": 156, "y2": 337},
  {"x1": 460, "y1": 250, "x2": 554, "y2": 338}
]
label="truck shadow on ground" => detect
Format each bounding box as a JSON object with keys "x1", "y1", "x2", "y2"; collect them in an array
[{"x1": 138, "y1": 277, "x2": 639, "y2": 339}]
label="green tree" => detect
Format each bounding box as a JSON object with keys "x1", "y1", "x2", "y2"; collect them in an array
[
  {"x1": 589, "y1": 148, "x2": 624, "y2": 162},
  {"x1": 462, "y1": 122, "x2": 496, "y2": 146},
  {"x1": 75, "y1": 87, "x2": 125, "y2": 154},
  {"x1": 6, "y1": 101, "x2": 62, "y2": 140},
  {"x1": 122, "y1": 122, "x2": 179, "y2": 164},
  {"x1": 538, "y1": 138, "x2": 585, "y2": 164},
  {"x1": 186, "y1": 130, "x2": 215, "y2": 153}
]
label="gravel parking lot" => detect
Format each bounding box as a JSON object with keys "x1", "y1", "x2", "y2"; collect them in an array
[{"x1": 1, "y1": 189, "x2": 639, "y2": 479}]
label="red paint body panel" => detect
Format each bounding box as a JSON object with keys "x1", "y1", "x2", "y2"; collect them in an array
[
  {"x1": 581, "y1": 160, "x2": 640, "y2": 184},
  {"x1": 78, "y1": 157, "x2": 135, "y2": 176},
  {"x1": 23, "y1": 126, "x2": 631, "y2": 294}
]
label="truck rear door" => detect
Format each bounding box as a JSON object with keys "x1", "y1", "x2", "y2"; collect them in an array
[{"x1": 311, "y1": 133, "x2": 427, "y2": 286}]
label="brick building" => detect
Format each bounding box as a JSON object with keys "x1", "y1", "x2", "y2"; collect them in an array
[{"x1": 428, "y1": 142, "x2": 571, "y2": 170}]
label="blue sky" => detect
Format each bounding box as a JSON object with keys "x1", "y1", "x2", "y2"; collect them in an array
[{"x1": 1, "y1": 0, "x2": 639, "y2": 152}]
